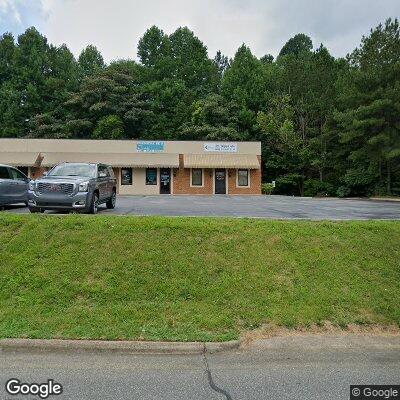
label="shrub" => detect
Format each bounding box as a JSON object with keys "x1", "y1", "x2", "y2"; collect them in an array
[
  {"x1": 274, "y1": 174, "x2": 303, "y2": 196},
  {"x1": 336, "y1": 186, "x2": 351, "y2": 198},
  {"x1": 304, "y1": 179, "x2": 335, "y2": 197},
  {"x1": 262, "y1": 183, "x2": 274, "y2": 195}
]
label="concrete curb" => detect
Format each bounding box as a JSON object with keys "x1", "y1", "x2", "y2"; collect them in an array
[
  {"x1": 369, "y1": 197, "x2": 400, "y2": 203},
  {"x1": 0, "y1": 338, "x2": 240, "y2": 355}
]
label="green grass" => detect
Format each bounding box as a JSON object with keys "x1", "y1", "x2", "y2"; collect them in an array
[{"x1": 0, "y1": 214, "x2": 399, "y2": 342}]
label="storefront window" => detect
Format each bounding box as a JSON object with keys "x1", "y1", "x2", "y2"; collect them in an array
[
  {"x1": 121, "y1": 168, "x2": 132, "y2": 185},
  {"x1": 146, "y1": 168, "x2": 157, "y2": 185},
  {"x1": 191, "y1": 169, "x2": 203, "y2": 186},
  {"x1": 238, "y1": 169, "x2": 249, "y2": 186}
]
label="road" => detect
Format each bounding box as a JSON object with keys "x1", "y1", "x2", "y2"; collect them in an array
[
  {"x1": 4, "y1": 194, "x2": 400, "y2": 219},
  {"x1": 1, "y1": 336, "x2": 399, "y2": 399}
]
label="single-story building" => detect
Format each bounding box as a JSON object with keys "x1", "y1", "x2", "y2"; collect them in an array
[{"x1": 0, "y1": 138, "x2": 262, "y2": 195}]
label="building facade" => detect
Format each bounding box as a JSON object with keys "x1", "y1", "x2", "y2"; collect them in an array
[{"x1": 0, "y1": 139, "x2": 262, "y2": 195}]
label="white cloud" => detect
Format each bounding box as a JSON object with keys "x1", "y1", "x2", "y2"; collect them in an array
[
  {"x1": 0, "y1": 0, "x2": 22, "y2": 25},
  {"x1": 40, "y1": 0, "x2": 57, "y2": 15},
  {"x1": 2, "y1": 0, "x2": 400, "y2": 62}
]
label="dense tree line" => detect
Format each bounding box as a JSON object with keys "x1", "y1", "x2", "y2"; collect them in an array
[{"x1": 0, "y1": 20, "x2": 399, "y2": 196}]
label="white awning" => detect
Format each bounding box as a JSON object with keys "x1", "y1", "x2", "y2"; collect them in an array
[
  {"x1": 40, "y1": 153, "x2": 180, "y2": 168},
  {"x1": 184, "y1": 154, "x2": 260, "y2": 169},
  {"x1": 0, "y1": 152, "x2": 41, "y2": 166}
]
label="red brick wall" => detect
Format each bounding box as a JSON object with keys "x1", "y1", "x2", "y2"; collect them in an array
[
  {"x1": 227, "y1": 168, "x2": 261, "y2": 195},
  {"x1": 227, "y1": 155, "x2": 261, "y2": 195},
  {"x1": 173, "y1": 167, "x2": 213, "y2": 195},
  {"x1": 173, "y1": 155, "x2": 261, "y2": 195}
]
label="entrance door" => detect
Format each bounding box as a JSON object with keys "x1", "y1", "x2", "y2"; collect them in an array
[
  {"x1": 160, "y1": 168, "x2": 171, "y2": 194},
  {"x1": 214, "y1": 169, "x2": 226, "y2": 194}
]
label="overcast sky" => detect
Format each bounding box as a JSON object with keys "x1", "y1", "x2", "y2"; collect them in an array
[{"x1": 0, "y1": 0, "x2": 399, "y2": 62}]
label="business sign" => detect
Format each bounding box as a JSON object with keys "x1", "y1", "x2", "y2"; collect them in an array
[
  {"x1": 137, "y1": 141, "x2": 165, "y2": 153},
  {"x1": 203, "y1": 143, "x2": 237, "y2": 153}
]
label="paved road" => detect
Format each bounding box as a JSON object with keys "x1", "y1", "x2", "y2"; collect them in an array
[
  {"x1": 1, "y1": 336, "x2": 399, "y2": 400},
  {"x1": 4, "y1": 195, "x2": 400, "y2": 219}
]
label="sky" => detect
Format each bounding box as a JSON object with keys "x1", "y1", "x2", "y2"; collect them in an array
[{"x1": 0, "y1": 0, "x2": 399, "y2": 62}]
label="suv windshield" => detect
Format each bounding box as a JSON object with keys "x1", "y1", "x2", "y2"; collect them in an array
[{"x1": 48, "y1": 164, "x2": 96, "y2": 178}]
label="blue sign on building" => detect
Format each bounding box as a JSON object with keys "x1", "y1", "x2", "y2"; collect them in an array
[{"x1": 137, "y1": 141, "x2": 165, "y2": 153}]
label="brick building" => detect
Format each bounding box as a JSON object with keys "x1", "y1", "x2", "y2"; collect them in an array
[{"x1": 0, "y1": 139, "x2": 261, "y2": 195}]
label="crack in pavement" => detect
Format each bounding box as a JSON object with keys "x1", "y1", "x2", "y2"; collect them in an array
[{"x1": 203, "y1": 346, "x2": 233, "y2": 400}]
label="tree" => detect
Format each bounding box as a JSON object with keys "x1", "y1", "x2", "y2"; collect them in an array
[
  {"x1": 28, "y1": 43, "x2": 79, "y2": 138},
  {"x1": 63, "y1": 62, "x2": 152, "y2": 138},
  {"x1": 78, "y1": 45, "x2": 105, "y2": 77},
  {"x1": 0, "y1": 32, "x2": 15, "y2": 84},
  {"x1": 257, "y1": 95, "x2": 307, "y2": 194},
  {"x1": 213, "y1": 50, "x2": 230, "y2": 76},
  {"x1": 178, "y1": 93, "x2": 244, "y2": 141},
  {"x1": 137, "y1": 26, "x2": 170, "y2": 68},
  {"x1": 335, "y1": 18, "x2": 400, "y2": 195},
  {"x1": 221, "y1": 44, "x2": 268, "y2": 110},
  {"x1": 0, "y1": 27, "x2": 50, "y2": 136},
  {"x1": 145, "y1": 77, "x2": 193, "y2": 139},
  {"x1": 278, "y1": 33, "x2": 313, "y2": 57},
  {"x1": 260, "y1": 54, "x2": 274, "y2": 64},
  {"x1": 93, "y1": 115, "x2": 124, "y2": 139},
  {"x1": 168, "y1": 27, "x2": 218, "y2": 93},
  {"x1": 0, "y1": 21, "x2": 398, "y2": 198}
]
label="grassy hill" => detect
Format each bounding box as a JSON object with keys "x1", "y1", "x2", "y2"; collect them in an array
[{"x1": 0, "y1": 214, "x2": 399, "y2": 341}]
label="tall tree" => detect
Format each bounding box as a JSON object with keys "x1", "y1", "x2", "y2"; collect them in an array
[
  {"x1": 213, "y1": 50, "x2": 230, "y2": 76},
  {"x1": 0, "y1": 32, "x2": 15, "y2": 84},
  {"x1": 168, "y1": 27, "x2": 218, "y2": 93},
  {"x1": 0, "y1": 27, "x2": 50, "y2": 136},
  {"x1": 0, "y1": 21, "x2": 398, "y2": 197},
  {"x1": 78, "y1": 45, "x2": 105, "y2": 77},
  {"x1": 62, "y1": 61, "x2": 151, "y2": 139},
  {"x1": 335, "y1": 18, "x2": 400, "y2": 196},
  {"x1": 137, "y1": 26, "x2": 170, "y2": 69},
  {"x1": 221, "y1": 44, "x2": 268, "y2": 110},
  {"x1": 278, "y1": 33, "x2": 313, "y2": 57}
]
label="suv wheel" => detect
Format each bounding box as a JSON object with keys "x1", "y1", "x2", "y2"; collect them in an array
[
  {"x1": 106, "y1": 190, "x2": 116, "y2": 209},
  {"x1": 89, "y1": 192, "x2": 99, "y2": 214}
]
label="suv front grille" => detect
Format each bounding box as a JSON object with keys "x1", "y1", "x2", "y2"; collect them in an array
[{"x1": 37, "y1": 182, "x2": 74, "y2": 195}]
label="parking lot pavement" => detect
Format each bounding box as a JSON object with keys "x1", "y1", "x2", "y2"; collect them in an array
[{"x1": 3, "y1": 195, "x2": 400, "y2": 219}]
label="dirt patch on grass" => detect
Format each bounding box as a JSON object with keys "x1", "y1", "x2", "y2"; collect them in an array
[{"x1": 240, "y1": 321, "x2": 400, "y2": 347}]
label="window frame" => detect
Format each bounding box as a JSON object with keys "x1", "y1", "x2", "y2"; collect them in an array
[
  {"x1": 190, "y1": 168, "x2": 204, "y2": 187},
  {"x1": 237, "y1": 169, "x2": 250, "y2": 187},
  {"x1": 146, "y1": 168, "x2": 158, "y2": 186},
  {"x1": 120, "y1": 167, "x2": 133, "y2": 186}
]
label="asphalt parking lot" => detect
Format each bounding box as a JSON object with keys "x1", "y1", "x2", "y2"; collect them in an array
[{"x1": 4, "y1": 195, "x2": 400, "y2": 220}]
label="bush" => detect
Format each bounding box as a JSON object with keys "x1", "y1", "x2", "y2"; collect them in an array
[
  {"x1": 274, "y1": 174, "x2": 303, "y2": 196},
  {"x1": 304, "y1": 179, "x2": 335, "y2": 197},
  {"x1": 262, "y1": 183, "x2": 274, "y2": 195},
  {"x1": 336, "y1": 186, "x2": 351, "y2": 198}
]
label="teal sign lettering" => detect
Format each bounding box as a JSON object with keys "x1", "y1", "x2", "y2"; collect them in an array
[{"x1": 137, "y1": 141, "x2": 165, "y2": 152}]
